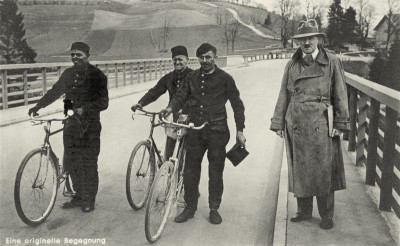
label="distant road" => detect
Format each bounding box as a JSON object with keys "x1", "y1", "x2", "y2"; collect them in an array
[{"x1": 226, "y1": 8, "x2": 277, "y2": 40}]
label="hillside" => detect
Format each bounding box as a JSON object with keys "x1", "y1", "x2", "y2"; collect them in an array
[{"x1": 18, "y1": 0, "x2": 281, "y2": 62}]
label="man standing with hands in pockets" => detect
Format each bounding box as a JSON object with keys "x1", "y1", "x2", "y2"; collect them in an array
[
  {"x1": 270, "y1": 20, "x2": 350, "y2": 229},
  {"x1": 161, "y1": 43, "x2": 246, "y2": 225}
]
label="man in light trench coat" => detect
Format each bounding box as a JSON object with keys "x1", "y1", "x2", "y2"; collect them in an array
[{"x1": 270, "y1": 19, "x2": 350, "y2": 230}]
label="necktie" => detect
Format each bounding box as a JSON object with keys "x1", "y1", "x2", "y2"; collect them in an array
[{"x1": 302, "y1": 54, "x2": 314, "y2": 67}]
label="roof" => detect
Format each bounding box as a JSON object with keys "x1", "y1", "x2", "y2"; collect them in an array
[{"x1": 374, "y1": 14, "x2": 400, "y2": 31}]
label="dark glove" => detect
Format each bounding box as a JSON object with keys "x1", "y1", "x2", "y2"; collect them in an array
[
  {"x1": 28, "y1": 106, "x2": 41, "y2": 117},
  {"x1": 63, "y1": 99, "x2": 73, "y2": 116},
  {"x1": 131, "y1": 103, "x2": 142, "y2": 112},
  {"x1": 160, "y1": 108, "x2": 172, "y2": 119}
]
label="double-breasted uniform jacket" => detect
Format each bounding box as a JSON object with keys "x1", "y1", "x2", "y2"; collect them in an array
[
  {"x1": 168, "y1": 66, "x2": 245, "y2": 132},
  {"x1": 36, "y1": 63, "x2": 109, "y2": 119},
  {"x1": 271, "y1": 47, "x2": 350, "y2": 197},
  {"x1": 138, "y1": 67, "x2": 193, "y2": 108}
]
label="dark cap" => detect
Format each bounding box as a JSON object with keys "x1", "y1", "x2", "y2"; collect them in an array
[
  {"x1": 171, "y1": 45, "x2": 188, "y2": 58},
  {"x1": 70, "y1": 42, "x2": 90, "y2": 55},
  {"x1": 196, "y1": 43, "x2": 217, "y2": 57}
]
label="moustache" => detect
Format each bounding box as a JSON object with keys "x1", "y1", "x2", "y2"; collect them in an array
[{"x1": 304, "y1": 44, "x2": 311, "y2": 48}]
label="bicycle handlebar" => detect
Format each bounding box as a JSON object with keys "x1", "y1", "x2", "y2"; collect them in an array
[
  {"x1": 30, "y1": 110, "x2": 73, "y2": 125},
  {"x1": 160, "y1": 116, "x2": 208, "y2": 130},
  {"x1": 132, "y1": 108, "x2": 162, "y2": 119}
]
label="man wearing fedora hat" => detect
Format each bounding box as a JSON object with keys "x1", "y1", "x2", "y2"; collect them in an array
[
  {"x1": 131, "y1": 45, "x2": 192, "y2": 161},
  {"x1": 270, "y1": 19, "x2": 350, "y2": 229},
  {"x1": 161, "y1": 43, "x2": 246, "y2": 225},
  {"x1": 28, "y1": 42, "x2": 109, "y2": 213}
]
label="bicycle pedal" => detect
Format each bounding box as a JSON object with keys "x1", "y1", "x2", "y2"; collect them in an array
[
  {"x1": 63, "y1": 191, "x2": 76, "y2": 197},
  {"x1": 177, "y1": 201, "x2": 186, "y2": 208}
]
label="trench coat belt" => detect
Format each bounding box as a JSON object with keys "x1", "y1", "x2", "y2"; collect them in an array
[{"x1": 290, "y1": 95, "x2": 331, "y2": 105}]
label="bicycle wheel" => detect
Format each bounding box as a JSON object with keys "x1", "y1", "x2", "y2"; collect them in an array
[
  {"x1": 14, "y1": 148, "x2": 58, "y2": 226},
  {"x1": 126, "y1": 140, "x2": 155, "y2": 210},
  {"x1": 145, "y1": 161, "x2": 175, "y2": 242}
]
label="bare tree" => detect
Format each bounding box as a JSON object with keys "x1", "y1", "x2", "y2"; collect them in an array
[
  {"x1": 221, "y1": 14, "x2": 241, "y2": 55},
  {"x1": 216, "y1": 8, "x2": 223, "y2": 25},
  {"x1": 160, "y1": 12, "x2": 171, "y2": 51},
  {"x1": 385, "y1": 0, "x2": 400, "y2": 50},
  {"x1": 277, "y1": 0, "x2": 300, "y2": 48},
  {"x1": 356, "y1": 0, "x2": 375, "y2": 50}
]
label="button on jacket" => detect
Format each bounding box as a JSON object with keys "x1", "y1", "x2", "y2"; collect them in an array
[
  {"x1": 138, "y1": 68, "x2": 193, "y2": 107},
  {"x1": 36, "y1": 64, "x2": 109, "y2": 119},
  {"x1": 168, "y1": 66, "x2": 245, "y2": 131}
]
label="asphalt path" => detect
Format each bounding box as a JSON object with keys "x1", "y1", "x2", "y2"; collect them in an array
[{"x1": 0, "y1": 59, "x2": 288, "y2": 246}]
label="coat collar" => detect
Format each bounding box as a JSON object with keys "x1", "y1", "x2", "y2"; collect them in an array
[
  {"x1": 292, "y1": 47, "x2": 329, "y2": 82},
  {"x1": 292, "y1": 47, "x2": 329, "y2": 65}
]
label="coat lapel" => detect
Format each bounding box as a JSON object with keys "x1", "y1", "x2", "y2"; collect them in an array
[{"x1": 293, "y1": 47, "x2": 329, "y2": 82}]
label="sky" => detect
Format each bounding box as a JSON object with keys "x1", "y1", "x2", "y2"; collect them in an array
[{"x1": 251, "y1": 0, "x2": 390, "y2": 28}]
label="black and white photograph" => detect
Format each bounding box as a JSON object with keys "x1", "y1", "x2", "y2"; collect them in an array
[{"x1": 0, "y1": 0, "x2": 399, "y2": 245}]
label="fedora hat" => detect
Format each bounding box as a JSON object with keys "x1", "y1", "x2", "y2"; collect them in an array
[{"x1": 292, "y1": 19, "x2": 325, "y2": 39}]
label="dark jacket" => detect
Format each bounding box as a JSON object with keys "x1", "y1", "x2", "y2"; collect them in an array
[
  {"x1": 138, "y1": 68, "x2": 193, "y2": 107},
  {"x1": 36, "y1": 63, "x2": 109, "y2": 120},
  {"x1": 270, "y1": 47, "x2": 349, "y2": 197},
  {"x1": 168, "y1": 66, "x2": 245, "y2": 131}
]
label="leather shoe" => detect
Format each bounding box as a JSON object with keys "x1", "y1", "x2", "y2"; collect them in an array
[
  {"x1": 209, "y1": 209, "x2": 222, "y2": 224},
  {"x1": 81, "y1": 204, "x2": 95, "y2": 213},
  {"x1": 290, "y1": 212, "x2": 312, "y2": 222},
  {"x1": 62, "y1": 197, "x2": 81, "y2": 209},
  {"x1": 174, "y1": 208, "x2": 195, "y2": 223},
  {"x1": 320, "y1": 218, "x2": 334, "y2": 229}
]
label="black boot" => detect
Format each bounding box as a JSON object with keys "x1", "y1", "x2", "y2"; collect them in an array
[
  {"x1": 175, "y1": 208, "x2": 195, "y2": 223},
  {"x1": 209, "y1": 209, "x2": 222, "y2": 224},
  {"x1": 62, "y1": 197, "x2": 82, "y2": 209}
]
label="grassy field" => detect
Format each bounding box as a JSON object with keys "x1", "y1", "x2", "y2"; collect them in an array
[{"x1": 19, "y1": 0, "x2": 282, "y2": 62}]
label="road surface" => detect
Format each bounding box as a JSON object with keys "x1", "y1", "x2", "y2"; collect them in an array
[{"x1": 0, "y1": 59, "x2": 288, "y2": 246}]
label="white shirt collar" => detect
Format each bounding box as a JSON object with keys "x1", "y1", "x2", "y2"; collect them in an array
[{"x1": 302, "y1": 48, "x2": 319, "y2": 60}]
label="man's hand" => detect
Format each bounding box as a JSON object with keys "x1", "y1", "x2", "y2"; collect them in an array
[
  {"x1": 74, "y1": 107, "x2": 83, "y2": 116},
  {"x1": 160, "y1": 108, "x2": 173, "y2": 118},
  {"x1": 331, "y1": 128, "x2": 342, "y2": 137},
  {"x1": 131, "y1": 103, "x2": 142, "y2": 112},
  {"x1": 28, "y1": 106, "x2": 40, "y2": 117},
  {"x1": 237, "y1": 131, "x2": 246, "y2": 148},
  {"x1": 276, "y1": 130, "x2": 284, "y2": 138}
]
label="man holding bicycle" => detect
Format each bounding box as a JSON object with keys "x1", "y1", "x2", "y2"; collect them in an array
[
  {"x1": 131, "y1": 45, "x2": 192, "y2": 161},
  {"x1": 28, "y1": 42, "x2": 109, "y2": 213},
  {"x1": 162, "y1": 43, "x2": 246, "y2": 224}
]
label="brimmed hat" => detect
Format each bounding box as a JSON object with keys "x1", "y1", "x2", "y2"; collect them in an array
[{"x1": 292, "y1": 19, "x2": 325, "y2": 39}]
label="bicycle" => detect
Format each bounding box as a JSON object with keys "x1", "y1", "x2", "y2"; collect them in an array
[
  {"x1": 144, "y1": 114, "x2": 207, "y2": 242},
  {"x1": 14, "y1": 111, "x2": 75, "y2": 226},
  {"x1": 126, "y1": 108, "x2": 165, "y2": 210}
]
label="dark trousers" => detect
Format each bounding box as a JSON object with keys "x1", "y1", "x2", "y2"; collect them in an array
[
  {"x1": 164, "y1": 136, "x2": 176, "y2": 162},
  {"x1": 296, "y1": 191, "x2": 335, "y2": 219},
  {"x1": 63, "y1": 118, "x2": 101, "y2": 205},
  {"x1": 183, "y1": 126, "x2": 230, "y2": 211}
]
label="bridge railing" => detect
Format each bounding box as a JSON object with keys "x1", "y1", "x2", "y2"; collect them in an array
[
  {"x1": 244, "y1": 53, "x2": 400, "y2": 218},
  {"x1": 0, "y1": 57, "x2": 230, "y2": 110}
]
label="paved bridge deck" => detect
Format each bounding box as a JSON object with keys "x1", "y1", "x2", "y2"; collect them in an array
[{"x1": 0, "y1": 60, "x2": 397, "y2": 246}]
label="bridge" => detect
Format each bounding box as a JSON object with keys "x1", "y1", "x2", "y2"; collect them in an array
[{"x1": 0, "y1": 55, "x2": 399, "y2": 246}]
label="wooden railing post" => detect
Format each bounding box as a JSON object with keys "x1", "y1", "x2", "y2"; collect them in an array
[
  {"x1": 123, "y1": 63, "x2": 126, "y2": 86},
  {"x1": 105, "y1": 64, "x2": 109, "y2": 89},
  {"x1": 155, "y1": 61, "x2": 158, "y2": 80},
  {"x1": 149, "y1": 61, "x2": 152, "y2": 80},
  {"x1": 2, "y1": 70, "x2": 8, "y2": 109},
  {"x1": 130, "y1": 63, "x2": 133, "y2": 85},
  {"x1": 114, "y1": 64, "x2": 118, "y2": 88},
  {"x1": 137, "y1": 62, "x2": 140, "y2": 83},
  {"x1": 348, "y1": 86, "x2": 357, "y2": 151},
  {"x1": 42, "y1": 68, "x2": 47, "y2": 94},
  {"x1": 143, "y1": 62, "x2": 147, "y2": 82},
  {"x1": 23, "y1": 69, "x2": 28, "y2": 106},
  {"x1": 365, "y1": 98, "x2": 380, "y2": 185},
  {"x1": 356, "y1": 92, "x2": 368, "y2": 166},
  {"x1": 379, "y1": 106, "x2": 398, "y2": 211}
]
